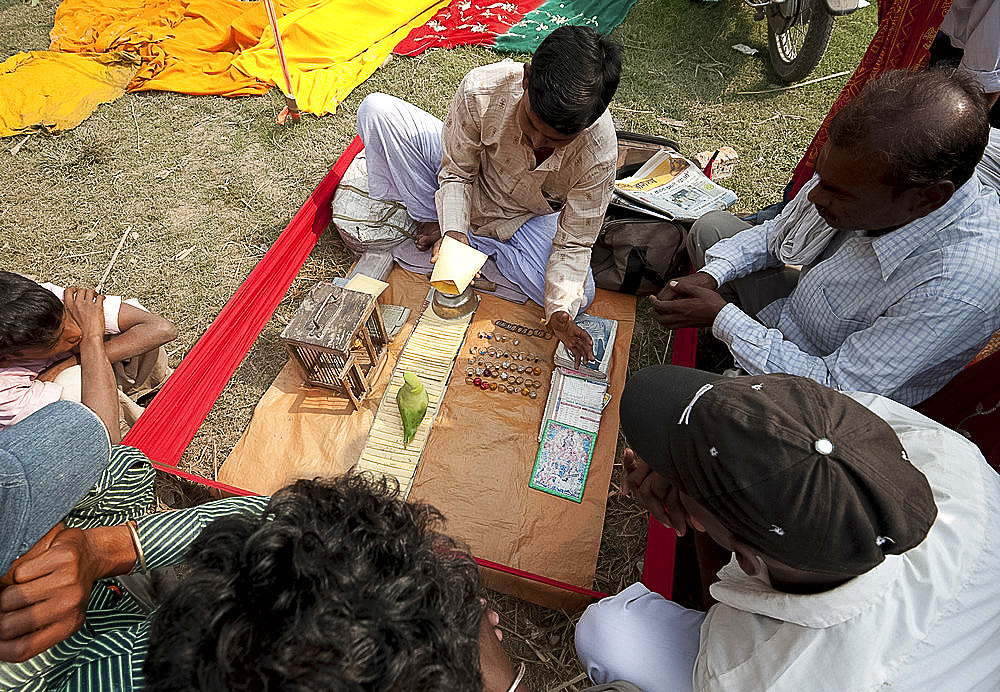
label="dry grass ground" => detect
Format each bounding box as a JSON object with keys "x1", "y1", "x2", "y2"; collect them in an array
[{"x1": 1, "y1": 0, "x2": 876, "y2": 687}]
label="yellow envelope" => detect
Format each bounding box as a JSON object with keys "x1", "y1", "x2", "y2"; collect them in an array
[
  {"x1": 429, "y1": 235, "x2": 487, "y2": 295},
  {"x1": 344, "y1": 273, "x2": 389, "y2": 298}
]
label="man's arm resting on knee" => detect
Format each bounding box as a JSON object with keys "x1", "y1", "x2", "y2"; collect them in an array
[
  {"x1": 0, "y1": 495, "x2": 269, "y2": 662},
  {"x1": 102, "y1": 302, "x2": 177, "y2": 365},
  {"x1": 713, "y1": 294, "x2": 995, "y2": 405}
]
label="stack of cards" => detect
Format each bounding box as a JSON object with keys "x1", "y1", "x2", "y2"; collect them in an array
[
  {"x1": 356, "y1": 292, "x2": 473, "y2": 497},
  {"x1": 530, "y1": 368, "x2": 609, "y2": 502}
]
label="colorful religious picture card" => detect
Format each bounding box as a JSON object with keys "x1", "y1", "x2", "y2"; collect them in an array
[{"x1": 529, "y1": 419, "x2": 597, "y2": 503}]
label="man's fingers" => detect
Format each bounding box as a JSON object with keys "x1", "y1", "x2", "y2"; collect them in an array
[
  {"x1": 648, "y1": 294, "x2": 672, "y2": 311},
  {"x1": 622, "y1": 452, "x2": 690, "y2": 534},
  {"x1": 663, "y1": 486, "x2": 690, "y2": 536},
  {"x1": 636, "y1": 474, "x2": 684, "y2": 535},
  {"x1": 0, "y1": 599, "x2": 67, "y2": 640},
  {"x1": 654, "y1": 283, "x2": 678, "y2": 302},
  {"x1": 0, "y1": 573, "x2": 74, "y2": 613},
  {"x1": 620, "y1": 449, "x2": 635, "y2": 496},
  {"x1": 8, "y1": 542, "x2": 78, "y2": 585},
  {"x1": 667, "y1": 280, "x2": 712, "y2": 299},
  {"x1": 6, "y1": 525, "x2": 63, "y2": 577},
  {"x1": 0, "y1": 621, "x2": 75, "y2": 664}
]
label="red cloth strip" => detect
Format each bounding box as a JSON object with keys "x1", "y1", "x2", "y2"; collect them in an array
[
  {"x1": 474, "y1": 557, "x2": 609, "y2": 600},
  {"x1": 122, "y1": 136, "x2": 366, "y2": 465},
  {"x1": 393, "y1": 0, "x2": 544, "y2": 56},
  {"x1": 790, "y1": 0, "x2": 952, "y2": 195},
  {"x1": 639, "y1": 326, "x2": 697, "y2": 599},
  {"x1": 151, "y1": 461, "x2": 258, "y2": 497}
]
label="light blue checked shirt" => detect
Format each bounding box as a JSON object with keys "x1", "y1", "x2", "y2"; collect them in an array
[{"x1": 701, "y1": 175, "x2": 1000, "y2": 406}]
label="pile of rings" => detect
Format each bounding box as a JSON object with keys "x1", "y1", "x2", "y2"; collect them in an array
[{"x1": 464, "y1": 329, "x2": 548, "y2": 398}]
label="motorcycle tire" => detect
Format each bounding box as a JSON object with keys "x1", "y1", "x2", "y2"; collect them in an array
[{"x1": 766, "y1": 0, "x2": 836, "y2": 83}]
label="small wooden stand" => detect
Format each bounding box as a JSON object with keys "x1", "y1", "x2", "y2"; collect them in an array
[{"x1": 281, "y1": 283, "x2": 389, "y2": 409}]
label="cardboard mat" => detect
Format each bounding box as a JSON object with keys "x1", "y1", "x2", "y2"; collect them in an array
[{"x1": 221, "y1": 267, "x2": 635, "y2": 610}]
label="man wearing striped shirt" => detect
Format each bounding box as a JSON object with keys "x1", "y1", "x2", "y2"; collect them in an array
[
  {"x1": 0, "y1": 403, "x2": 267, "y2": 690},
  {"x1": 0, "y1": 408, "x2": 532, "y2": 690},
  {"x1": 649, "y1": 69, "x2": 1000, "y2": 406}
]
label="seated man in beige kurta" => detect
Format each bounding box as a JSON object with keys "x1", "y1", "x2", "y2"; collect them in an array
[{"x1": 357, "y1": 25, "x2": 622, "y2": 365}]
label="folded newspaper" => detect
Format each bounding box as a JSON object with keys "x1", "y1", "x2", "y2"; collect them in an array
[{"x1": 614, "y1": 150, "x2": 737, "y2": 222}]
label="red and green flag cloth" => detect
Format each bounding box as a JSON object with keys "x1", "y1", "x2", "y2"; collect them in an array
[{"x1": 392, "y1": 0, "x2": 638, "y2": 56}]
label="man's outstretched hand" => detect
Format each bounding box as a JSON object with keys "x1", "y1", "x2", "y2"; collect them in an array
[
  {"x1": 548, "y1": 311, "x2": 594, "y2": 368},
  {"x1": 649, "y1": 272, "x2": 727, "y2": 329}
]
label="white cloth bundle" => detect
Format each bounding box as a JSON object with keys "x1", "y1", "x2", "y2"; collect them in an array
[{"x1": 766, "y1": 175, "x2": 838, "y2": 265}]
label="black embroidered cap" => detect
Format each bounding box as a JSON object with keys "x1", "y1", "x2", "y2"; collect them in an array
[{"x1": 619, "y1": 366, "x2": 937, "y2": 577}]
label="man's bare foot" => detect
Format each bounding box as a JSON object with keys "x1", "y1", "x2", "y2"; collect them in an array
[{"x1": 415, "y1": 221, "x2": 442, "y2": 251}]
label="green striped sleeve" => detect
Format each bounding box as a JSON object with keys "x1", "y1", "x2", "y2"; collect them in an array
[
  {"x1": 137, "y1": 495, "x2": 270, "y2": 571},
  {"x1": 64, "y1": 445, "x2": 154, "y2": 530}
]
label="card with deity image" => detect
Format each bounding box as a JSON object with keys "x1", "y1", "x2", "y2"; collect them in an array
[{"x1": 529, "y1": 420, "x2": 597, "y2": 503}]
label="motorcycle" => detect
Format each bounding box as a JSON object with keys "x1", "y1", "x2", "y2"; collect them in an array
[{"x1": 748, "y1": 0, "x2": 862, "y2": 83}]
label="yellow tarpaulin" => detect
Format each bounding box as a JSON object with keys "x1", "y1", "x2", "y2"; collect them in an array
[
  {"x1": 233, "y1": 0, "x2": 448, "y2": 115},
  {"x1": 0, "y1": 0, "x2": 447, "y2": 136},
  {"x1": 0, "y1": 51, "x2": 139, "y2": 137}
]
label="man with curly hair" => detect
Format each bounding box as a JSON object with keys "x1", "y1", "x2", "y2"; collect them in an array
[{"x1": 1, "y1": 451, "x2": 532, "y2": 690}]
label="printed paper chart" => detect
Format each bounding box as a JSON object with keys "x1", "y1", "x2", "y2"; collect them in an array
[{"x1": 355, "y1": 300, "x2": 472, "y2": 496}]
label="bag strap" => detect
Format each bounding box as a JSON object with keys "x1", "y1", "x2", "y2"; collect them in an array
[{"x1": 615, "y1": 130, "x2": 682, "y2": 152}]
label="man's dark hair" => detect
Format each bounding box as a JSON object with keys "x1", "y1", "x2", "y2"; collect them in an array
[
  {"x1": 144, "y1": 474, "x2": 485, "y2": 691},
  {"x1": 0, "y1": 272, "x2": 64, "y2": 358},
  {"x1": 828, "y1": 68, "x2": 990, "y2": 189},
  {"x1": 528, "y1": 25, "x2": 623, "y2": 135}
]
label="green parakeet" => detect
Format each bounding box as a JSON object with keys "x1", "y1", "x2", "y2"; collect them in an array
[{"x1": 396, "y1": 371, "x2": 428, "y2": 447}]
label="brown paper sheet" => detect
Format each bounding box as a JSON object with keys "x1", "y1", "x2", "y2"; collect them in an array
[{"x1": 221, "y1": 268, "x2": 635, "y2": 611}]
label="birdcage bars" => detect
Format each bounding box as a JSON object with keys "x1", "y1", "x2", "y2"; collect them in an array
[{"x1": 281, "y1": 283, "x2": 389, "y2": 409}]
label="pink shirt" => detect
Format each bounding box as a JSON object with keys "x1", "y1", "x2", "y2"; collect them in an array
[{"x1": 0, "y1": 283, "x2": 122, "y2": 431}]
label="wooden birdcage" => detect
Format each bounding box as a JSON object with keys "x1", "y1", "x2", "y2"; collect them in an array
[{"x1": 281, "y1": 282, "x2": 389, "y2": 409}]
